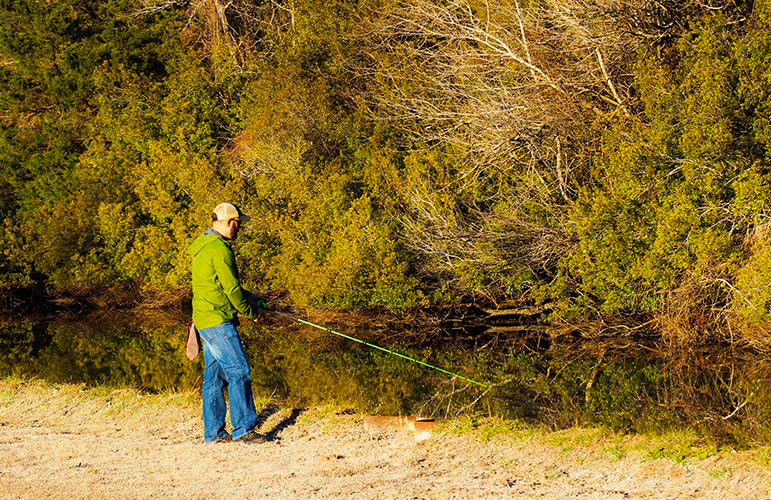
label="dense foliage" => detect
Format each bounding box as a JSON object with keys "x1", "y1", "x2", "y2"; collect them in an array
[{"x1": 1, "y1": 0, "x2": 770, "y2": 347}]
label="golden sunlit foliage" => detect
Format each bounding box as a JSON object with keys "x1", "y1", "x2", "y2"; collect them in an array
[{"x1": 1, "y1": 0, "x2": 770, "y2": 347}]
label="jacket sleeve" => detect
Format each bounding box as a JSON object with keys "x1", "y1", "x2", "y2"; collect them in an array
[{"x1": 212, "y1": 243, "x2": 257, "y2": 319}]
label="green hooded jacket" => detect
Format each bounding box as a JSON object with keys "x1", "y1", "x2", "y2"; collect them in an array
[{"x1": 187, "y1": 229, "x2": 256, "y2": 330}]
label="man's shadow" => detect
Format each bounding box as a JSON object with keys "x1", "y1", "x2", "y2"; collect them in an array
[{"x1": 256, "y1": 403, "x2": 305, "y2": 442}]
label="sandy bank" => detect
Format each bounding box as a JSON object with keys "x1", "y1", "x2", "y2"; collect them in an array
[{"x1": 1, "y1": 378, "x2": 769, "y2": 499}]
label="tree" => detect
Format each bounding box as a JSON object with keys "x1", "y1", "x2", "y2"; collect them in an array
[{"x1": 354, "y1": 0, "x2": 641, "y2": 299}]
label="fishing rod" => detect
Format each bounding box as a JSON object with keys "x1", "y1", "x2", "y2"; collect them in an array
[{"x1": 270, "y1": 310, "x2": 488, "y2": 388}]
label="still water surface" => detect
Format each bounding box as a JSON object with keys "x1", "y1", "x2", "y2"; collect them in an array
[{"x1": 1, "y1": 310, "x2": 769, "y2": 445}]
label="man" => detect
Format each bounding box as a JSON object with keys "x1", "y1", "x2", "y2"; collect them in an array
[{"x1": 187, "y1": 202, "x2": 266, "y2": 443}]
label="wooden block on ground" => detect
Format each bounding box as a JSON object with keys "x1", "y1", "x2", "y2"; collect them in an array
[
  {"x1": 413, "y1": 420, "x2": 441, "y2": 442},
  {"x1": 362, "y1": 415, "x2": 408, "y2": 430},
  {"x1": 362, "y1": 415, "x2": 441, "y2": 441}
]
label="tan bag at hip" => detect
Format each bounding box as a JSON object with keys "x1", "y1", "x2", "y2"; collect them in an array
[{"x1": 186, "y1": 321, "x2": 201, "y2": 361}]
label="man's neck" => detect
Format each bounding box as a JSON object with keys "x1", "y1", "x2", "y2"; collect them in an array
[{"x1": 205, "y1": 227, "x2": 229, "y2": 240}]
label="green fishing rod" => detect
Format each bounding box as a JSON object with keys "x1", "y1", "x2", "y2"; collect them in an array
[{"x1": 270, "y1": 310, "x2": 488, "y2": 388}]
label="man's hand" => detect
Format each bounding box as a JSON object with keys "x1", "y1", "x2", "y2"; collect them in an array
[
  {"x1": 247, "y1": 293, "x2": 267, "y2": 307},
  {"x1": 248, "y1": 293, "x2": 268, "y2": 323}
]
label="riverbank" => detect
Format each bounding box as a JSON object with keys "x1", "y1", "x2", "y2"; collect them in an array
[{"x1": 1, "y1": 377, "x2": 769, "y2": 499}]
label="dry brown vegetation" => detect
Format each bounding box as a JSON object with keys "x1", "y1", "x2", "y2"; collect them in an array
[{"x1": 354, "y1": 0, "x2": 642, "y2": 292}]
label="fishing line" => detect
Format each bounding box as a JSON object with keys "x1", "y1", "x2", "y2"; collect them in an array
[{"x1": 271, "y1": 310, "x2": 488, "y2": 388}]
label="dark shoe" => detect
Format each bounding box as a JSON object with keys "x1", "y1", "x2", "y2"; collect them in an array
[
  {"x1": 234, "y1": 431, "x2": 268, "y2": 443},
  {"x1": 207, "y1": 434, "x2": 231, "y2": 444}
]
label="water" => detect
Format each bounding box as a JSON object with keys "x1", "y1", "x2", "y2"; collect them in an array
[{"x1": 1, "y1": 311, "x2": 770, "y2": 445}]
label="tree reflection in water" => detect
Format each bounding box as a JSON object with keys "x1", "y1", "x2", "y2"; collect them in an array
[{"x1": 1, "y1": 312, "x2": 769, "y2": 446}]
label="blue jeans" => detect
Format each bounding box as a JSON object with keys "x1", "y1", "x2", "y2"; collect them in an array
[{"x1": 199, "y1": 322, "x2": 257, "y2": 442}]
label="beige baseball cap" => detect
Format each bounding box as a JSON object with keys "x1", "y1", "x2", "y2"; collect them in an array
[{"x1": 212, "y1": 202, "x2": 251, "y2": 222}]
